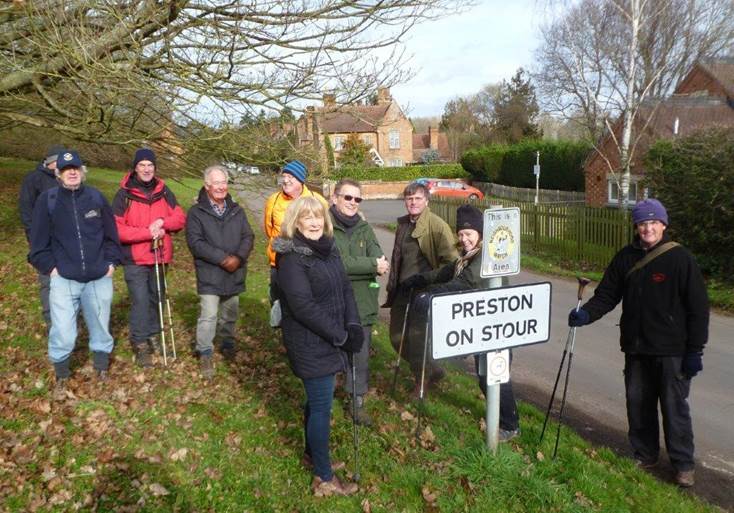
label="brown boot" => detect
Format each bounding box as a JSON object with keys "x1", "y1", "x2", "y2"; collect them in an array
[
  {"x1": 133, "y1": 342, "x2": 153, "y2": 368},
  {"x1": 53, "y1": 378, "x2": 69, "y2": 401},
  {"x1": 200, "y1": 354, "x2": 214, "y2": 381},
  {"x1": 311, "y1": 475, "x2": 358, "y2": 497},
  {"x1": 675, "y1": 469, "x2": 695, "y2": 488}
]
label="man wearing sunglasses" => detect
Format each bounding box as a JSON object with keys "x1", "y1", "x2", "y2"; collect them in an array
[
  {"x1": 384, "y1": 182, "x2": 457, "y2": 396},
  {"x1": 329, "y1": 179, "x2": 389, "y2": 425}
]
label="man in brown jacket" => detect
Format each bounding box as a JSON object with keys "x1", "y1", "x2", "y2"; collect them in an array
[{"x1": 384, "y1": 182, "x2": 457, "y2": 393}]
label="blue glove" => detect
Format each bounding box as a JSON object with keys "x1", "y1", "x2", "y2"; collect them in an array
[
  {"x1": 568, "y1": 308, "x2": 590, "y2": 327},
  {"x1": 682, "y1": 352, "x2": 703, "y2": 378}
]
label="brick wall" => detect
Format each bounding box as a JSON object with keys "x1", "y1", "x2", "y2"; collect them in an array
[{"x1": 675, "y1": 65, "x2": 730, "y2": 97}]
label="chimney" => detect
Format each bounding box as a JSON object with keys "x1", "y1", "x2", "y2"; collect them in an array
[
  {"x1": 376, "y1": 87, "x2": 392, "y2": 105},
  {"x1": 323, "y1": 93, "x2": 336, "y2": 108},
  {"x1": 429, "y1": 126, "x2": 439, "y2": 150}
]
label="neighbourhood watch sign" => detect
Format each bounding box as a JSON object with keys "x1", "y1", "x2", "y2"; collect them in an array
[{"x1": 480, "y1": 207, "x2": 521, "y2": 278}]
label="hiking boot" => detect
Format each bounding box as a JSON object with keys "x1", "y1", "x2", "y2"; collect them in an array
[
  {"x1": 220, "y1": 340, "x2": 236, "y2": 361},
  {"x1": 675, "y1": 469, "x2": 695, "y2": 488},
  {"x1": 148, "y1": 336, "x2": 162, "y2": 355},
  {"x1": 635, "y1": 458, "x2": 658, "y2": 470},
  {"x1": 428, "y1": 367, "x2": 445, "y2": 385},
  {"x1": 133, "y1": 342, "x2": 153, "y2": 368},
  {"x1": 53, "y1": 378, "x2": 68, "y2": 401},
  {"x1": 96, "y1": 369, "x2": 109, "y2": 382},
  {"x1": 311, "y1": 475, "x2": 358, "y2": 497},
  {"x1": 200, "y1": 354, "x2": 214, "y2": 380},
  {"x1": 499, "y1": 428, "x2": 520, "y2": 442},
  {"x1": 347, "y1": 396, "x2": 373, "y2": 426}
]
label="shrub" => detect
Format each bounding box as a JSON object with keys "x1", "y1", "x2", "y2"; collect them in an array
[
  {"x1": 645, "y1": 127, "x2": 734, "y2": 279},
  {"x1": 331, "y1": 163, "x2": 467, "y2": 181},
  {"x1": 461, "y1": 140, "x2": 590, "y2": 191}
]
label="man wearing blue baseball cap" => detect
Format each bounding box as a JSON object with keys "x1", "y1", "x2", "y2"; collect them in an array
[
  {"x1": 567, "y1": 198, "x2": 709, "y2": 488},
  {"x1": 29, "y1": 151, "x2": 123, "y2": 398}
]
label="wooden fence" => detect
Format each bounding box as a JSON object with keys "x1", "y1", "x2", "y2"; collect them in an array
[
  {"x1": 472, "y1": 182, "x2": 586, "y2": 204},
  {"x1": 430, "y1": 197, "x2": 634, "y2": 270}
]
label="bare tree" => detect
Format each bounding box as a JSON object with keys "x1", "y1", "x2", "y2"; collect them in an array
[
  {"x1": 0, "y1": 0, "x2": 471, "y2": 170},
  {"x1": 534, "y1": 0, "x2": 734, "y2": 204}
]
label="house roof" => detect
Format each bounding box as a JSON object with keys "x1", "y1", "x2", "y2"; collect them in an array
[
  {"x1": 639, "y1": 95, "x2": 734, "y2": 138},
  {"x1": 698, "y1": 58, "x2": 734, "y2": 98},
  {"x1": 320, "y1": 104, "x2": 390, "y2": 133},
  {"x1": 584, "y1": 95, "x2": 734, "y2": 172},
  {"x1": 412, "y1": 131, "x2": 451, "y2": 161}
]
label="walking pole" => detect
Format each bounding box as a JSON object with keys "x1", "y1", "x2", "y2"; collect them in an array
[
  {"x1": 157, "y1": 242, "x2": 177, "y2": 360},
  {"x1": 415, "y1": 306, "x2": 431, "y2": 440},
  {"x1": 390, "y1": 290, "x2": 413, "y2": 397},
  {"x1": 348, "y1": 353, "x2": 361, "y2": 483},
  {"x1": 539, "y1": 277, "x2": 590, "y2": 458},
  {"x1": 152, "y1": 238, "x2": 169, "y2": 366}
]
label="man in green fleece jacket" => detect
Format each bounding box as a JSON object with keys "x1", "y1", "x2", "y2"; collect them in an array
[{"x1": 329, "y1": 179, "x2": 389, "y2": 425}]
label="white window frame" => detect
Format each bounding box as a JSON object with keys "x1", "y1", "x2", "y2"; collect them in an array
[
  {"x1": 389, "y1": 158, "x2": 403, "y2": 167},
  {"x1": 362, "y1": 134, "x2": 373, "y2": 146},
  {"x1": 607, "y1": 178, "x2": 638, "y2": 205},
  {"x1": 388, "y1": 129, "x2": 400, "y2": 149},
  {"x1": 333, "y1": 135, "x2": 345, "y2": 151}
]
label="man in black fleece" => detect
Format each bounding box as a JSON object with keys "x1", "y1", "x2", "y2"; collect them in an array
[{"x1": 568, "y1": 198, "x2": 709, "y2": 488}]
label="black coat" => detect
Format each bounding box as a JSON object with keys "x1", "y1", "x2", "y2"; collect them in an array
[
  {"x1": 582, "y1": 233, "x2": 709, "y2": 355},
  {"x1": 274, "y1": 235, "x2": 360, "y2": 379},
  {"x1": 19, "y1": 163, "x2": 58, "y2": 242},
  {"x1": 186, "y1": 189, "x2": 254, "y2": 295}
]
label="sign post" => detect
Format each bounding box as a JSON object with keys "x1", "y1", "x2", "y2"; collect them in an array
[
  {"x1": 431, "y1": 281, "x2": 552, "y2": 452},
  {"x1": 533, "y1": 151, "x2": 540, "y2": 205}
]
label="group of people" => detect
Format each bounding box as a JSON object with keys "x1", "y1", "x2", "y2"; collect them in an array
[
  {"x1": 20, "y1": 147, "x2": 708, "y2": 494},
  {"x1": 20, "y1": 147, "x2": 254, "y2": 390}
]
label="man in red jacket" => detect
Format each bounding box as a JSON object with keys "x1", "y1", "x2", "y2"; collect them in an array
[{"x1": 113, "y1": 148, "x2": 186, "y2": 367}]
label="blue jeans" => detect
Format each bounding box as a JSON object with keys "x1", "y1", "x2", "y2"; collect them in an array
[
  {"x1": 48, "y1": 274, "x2": 114, "y2": 363},
  {"x1": 302, "y1": 374, "x2": 336, "y2": 481}
]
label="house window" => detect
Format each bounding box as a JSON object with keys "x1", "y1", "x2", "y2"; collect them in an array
[
  {"x1": 608, "y1": 179, "x2": 638, "y2": 205},
  {"x1": 333, "y1": 135, "x2": 345, "y2": 151},
  {"x1": 389, "y1": 158, "x2": 403, "y2": 167},
  {"x1": 362, "y1": 134, "x2": 373, "y2": 146},
  {"x1": 388, "y1": 129, "x2": 400, "y2": 149}
]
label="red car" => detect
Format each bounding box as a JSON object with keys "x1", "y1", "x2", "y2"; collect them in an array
[{"x1": 428, "y1": 180, "x2": 484, "y2": 200}]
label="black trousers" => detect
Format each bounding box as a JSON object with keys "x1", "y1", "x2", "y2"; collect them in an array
[{"x1": 624, "y1": 354, "x2": 695, "y2": 471}]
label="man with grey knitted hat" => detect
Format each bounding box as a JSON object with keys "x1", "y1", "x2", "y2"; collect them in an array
[
  {"x1": 568, "y1": 197, "x2": 709, "y2": 488},
  {"x1": 19, "y1": 144, "x2": 66, "y2": 327}
]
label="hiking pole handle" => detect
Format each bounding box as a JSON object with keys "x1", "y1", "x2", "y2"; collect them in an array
[{"x1": 576, "y1": 277, "x2": 591, "y2": 305}]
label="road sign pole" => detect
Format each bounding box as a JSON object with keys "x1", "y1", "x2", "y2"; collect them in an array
[{"x1": 485, "y1": 276, "x2": 503, "y2": 453}]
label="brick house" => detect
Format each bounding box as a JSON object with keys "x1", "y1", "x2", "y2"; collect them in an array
[
  {"x1": 296, "y1": 87, "x2": 452, "y2": 169},
  {"x1": 584, "y1": 58, "x2": 734, "y2": 207},
  {"x1": 412, "y1": 126, "x2": 452, "y2": 163}
]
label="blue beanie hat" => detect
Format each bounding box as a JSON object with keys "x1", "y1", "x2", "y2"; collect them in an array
[
  {"x1": 632, "y1": 198, "x2": 668, "y2": 226},
  {"x1": 282, "y1": 160, "x2": 307, "y2": 183},
  {"x1": 133, "y1": 148, "x2": 157, "y2": 169}
]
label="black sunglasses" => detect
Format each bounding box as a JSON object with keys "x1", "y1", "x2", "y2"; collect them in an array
[{"x1": 338, "y1": 194, "x2": 363, "y2": 203}]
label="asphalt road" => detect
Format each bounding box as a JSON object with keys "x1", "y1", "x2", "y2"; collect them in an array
[{"x1": 236, "y1": 187, "x2": 734, "y2": 509}]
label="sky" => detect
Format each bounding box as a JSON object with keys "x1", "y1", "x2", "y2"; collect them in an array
[{"x1": 390, "y1": 1, "x2": 549, "y2": 118}]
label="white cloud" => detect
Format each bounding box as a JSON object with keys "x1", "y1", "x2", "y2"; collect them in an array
[{"x1": 392, "y1": 1, "x2": 546, "y2": 117}]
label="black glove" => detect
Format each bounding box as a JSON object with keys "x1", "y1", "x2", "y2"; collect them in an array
[
  {"x1": 341, "y1": 324, "x2": 364, "y2": 353},
  {"x1": 568, "y1": 308, "x2": 590, "y2": 327},
  {"x1": 682, "y1": 352, "x2": 703, "y2": 378},
  {"x1": 401, "y1": 274, "x2": 428, "y2": 290}
]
